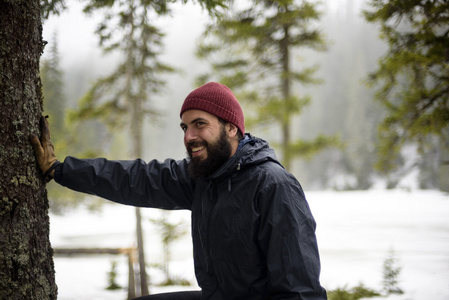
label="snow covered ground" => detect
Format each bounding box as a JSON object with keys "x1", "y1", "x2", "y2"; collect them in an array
[{"x1": 50, "y1": 189, "x2": 449, "y2": 300}]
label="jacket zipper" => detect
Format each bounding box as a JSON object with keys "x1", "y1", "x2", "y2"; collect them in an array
[
  {"x1": 205, "y1": 182, "x2": 220, "y2": 296},
  {"x1": 228, "y1": 163, "x2": 241, "y2": 191}
]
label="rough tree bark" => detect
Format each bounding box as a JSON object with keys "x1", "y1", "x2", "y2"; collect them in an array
[{"x1": 0, "y1": 1, "x2": 58, "y2": 299}]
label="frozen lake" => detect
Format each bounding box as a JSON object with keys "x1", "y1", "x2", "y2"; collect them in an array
[{"x1": 50, "y1": 189, "x2": 449, "y2": 300}]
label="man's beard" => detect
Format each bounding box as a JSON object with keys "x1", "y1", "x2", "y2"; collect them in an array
[{"x1": 187, "y1": 126, "x2": 232, "y2": 179}]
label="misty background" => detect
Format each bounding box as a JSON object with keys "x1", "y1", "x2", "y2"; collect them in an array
[
  {"x1": 40, "y1": 0, "x2": 444, "y2": 192},
  {"x1": 38, "y1": 1, "x2": 449, "y2": 299}
]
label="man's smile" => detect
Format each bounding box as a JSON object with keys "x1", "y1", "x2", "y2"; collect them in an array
[{"x1": 191, "y1": 146, "x2": 205, "y2": 157}]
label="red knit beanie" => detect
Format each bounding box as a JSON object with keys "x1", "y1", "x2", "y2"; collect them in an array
[{"x1": 180, "y1": 82, "x2": 245, "y2": 135}]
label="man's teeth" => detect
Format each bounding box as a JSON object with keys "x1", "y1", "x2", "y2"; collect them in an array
[{"x1": 192, "y1": 146, "x2": 204, "y2": 152}]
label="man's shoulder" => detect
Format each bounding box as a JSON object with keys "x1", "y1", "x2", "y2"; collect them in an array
[{"x1": 244, "y1": 159, "x2": 297, "y2": 186}]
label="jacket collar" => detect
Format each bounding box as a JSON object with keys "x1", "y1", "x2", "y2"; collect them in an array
[{"x1": 204, "y1": 133, "x2": 281, "y2": 183}]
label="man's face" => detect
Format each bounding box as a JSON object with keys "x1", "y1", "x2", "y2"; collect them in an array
[{"x1": 180, "y1": 109, "x2": 232, "y2": 178}]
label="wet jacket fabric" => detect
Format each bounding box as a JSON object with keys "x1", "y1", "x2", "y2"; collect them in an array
[{"x1": 54, "y1": 134, "x2": 327, "y2": 300}]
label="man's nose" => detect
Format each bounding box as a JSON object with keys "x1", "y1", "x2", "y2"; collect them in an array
[{"x1": 184, "y1": 128, "x2": 198, "y2": 144}]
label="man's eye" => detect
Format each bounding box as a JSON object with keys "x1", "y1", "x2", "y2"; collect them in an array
[{"x1": 181, "y1": 126, "x2": 187, "y2": 132}]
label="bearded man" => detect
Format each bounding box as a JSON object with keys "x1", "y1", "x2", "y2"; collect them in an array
[{"x1": 31, "y1": 82, "x2": 327, "y2": 300}]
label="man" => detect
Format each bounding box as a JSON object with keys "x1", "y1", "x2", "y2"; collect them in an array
[{"x1": 30, "y1": 82, "x2": 327, "y2": 300}]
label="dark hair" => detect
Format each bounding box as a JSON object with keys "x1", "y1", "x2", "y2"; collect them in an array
[{"x1": 218, "y1": 118, "x2": 244, "y2": 141}]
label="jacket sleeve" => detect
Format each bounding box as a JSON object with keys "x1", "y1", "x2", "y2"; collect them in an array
[
  {"x1": 54, "y1": 156, "x2": 194, "y2": 210},
  {"x1": 257, "y1": 176, "x2": 327, "y2": 300}
]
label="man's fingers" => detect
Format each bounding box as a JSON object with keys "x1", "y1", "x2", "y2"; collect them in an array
[
  {"x1": 39, "y1": 115, "x2": 51, "y2": 142},
  {"x1": 29, "y1": 134, "x2": 45, "y2": 159}
]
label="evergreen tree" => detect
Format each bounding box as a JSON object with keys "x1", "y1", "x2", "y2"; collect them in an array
[
  {"x1": 151, "y1": 212, "x2": 189, "y2": 286},
  {"x1": 382, "y1": 248, "x2": 403, "y2": 295},
  {"x1": 363, "y1": 0, "x2": 449, "y2": 184},
  {"x1": 40, "y1": 35, "x2": 106, "y2": 213},
  {"x1": 296, "y1": 1, "x2": 388, "y2": 190},
  {"x1": 106, "y1": 260, "x2": 122, "y2": 290},
  {"x1": 40, "y1": 0, "x2": 66, "y2": 18},
  {"x1": 196, "y1": 0, "x2": 339, "y2": 170},
  {"x1": 59, "y1": 0, "x2": 228, "y2": 295},
  {"x1": 41, "y1": 35, "x2": 65, "y2": 139}
]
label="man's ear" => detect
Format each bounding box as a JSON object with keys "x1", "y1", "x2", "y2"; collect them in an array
[{"x1": 227, "y1": 123, "x2": 238, "y2": 138}]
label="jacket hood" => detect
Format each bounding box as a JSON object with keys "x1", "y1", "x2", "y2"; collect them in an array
[{"x1": 207, "y1": 133, "x2": 283, "y2": 183}]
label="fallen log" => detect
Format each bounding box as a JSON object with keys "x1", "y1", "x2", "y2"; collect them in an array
[{"x1": 53, "y1": 247, "x2": 134, "y2": 256}]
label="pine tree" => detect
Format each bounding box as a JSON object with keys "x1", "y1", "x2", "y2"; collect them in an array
[
  {"x1": 40, "y1": 35, "x2": 106, "y2": 213},
  {"x1": 363, "y1": 0, "x2": 449, "y2": 184},
  {"x1": 291, "y1": 1, "x2": 388, "y2": 190},
  {"x1": 41, "y1": 35, "x2": 65, "y2": 138},
  {"x1": 106, "y1": 260, "x2": 122, "y2": 290},
  {"x1": 196, "y1": 0, "x2": 339, "y2": 170},
  {"x1": 151, "y1": 212, "x2": 188, "y2": 286},
  {"x1": 381, "y1": 248, "x2": 403, "y2": 295},
  {"x1": 59, "y1": 0, "x2": 227, "y2": 295}
]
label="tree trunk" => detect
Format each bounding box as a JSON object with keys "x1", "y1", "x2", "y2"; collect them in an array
[
  {"x1": 132, "y1": 93, "x2": 149, "y2": 296},
  {"x1": 0, "y1": 1, "x2": 57, "y2": 299},
  {"x1": 280, "y1": 23, "x2": 292, "y2": 171},
  {"x1": 440, "y1": 132, "x2": 449, "y2": 192},
  {"x1": 127, "y1": 2, "x2": 149, "y2": 293}
]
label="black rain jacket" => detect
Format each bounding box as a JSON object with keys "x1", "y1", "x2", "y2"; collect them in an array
[{"x1": 54, "y1": 134, "x2": 327, "y2": 300}]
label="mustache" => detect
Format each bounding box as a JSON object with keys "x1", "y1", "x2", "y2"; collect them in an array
[
  {"x1": 186, "y1": 140, "x2": 207, "y2": 159},
  {"x1": 187, "y1": 140, "x2": 207, "y2": 149}
]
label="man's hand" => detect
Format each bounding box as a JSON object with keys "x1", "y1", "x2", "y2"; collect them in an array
[{"x1": 30, "y1": 116, "x2": 59, "y2": 182}]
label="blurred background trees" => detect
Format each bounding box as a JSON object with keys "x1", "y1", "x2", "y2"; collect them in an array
[
  {"x1": 363, "y1": 0, "x2": 449, "y2": 190},
  {"x1": 33, "y1": 0, "x2": 448, "y2": 296},
  {"x1": 40, "y1": 0, "x2": 227, "y2": 296},
  {"x1": 150, "y1": 212, "x2": 189, "y2": 286},
  {"x1": 39, "y1": 0, "x2": 449, "y2": 194},
  {"x1": 2, "y1": 0, "x2": 445, "y2": 297},
  {"x1": 40, "y1": 34, "x2": 108, "y2": 213},
  {"x1": 65, "y1": 1, "x2": 178, "y2": 293},
  {"x1": 196, "y1": 0, "x2": 341, "y2": 171},
  {"x1": 294, "y1": 0, "x2": 388, "y2": 190}
]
